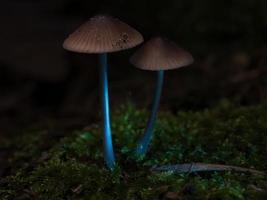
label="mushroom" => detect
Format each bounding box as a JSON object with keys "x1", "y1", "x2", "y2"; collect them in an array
[
  {"x1": 63, "y1": 15, "x2": 143, "y2": 169},
  {"x1": 130, "y1": 37, "x2": 194, "y2": 157}
]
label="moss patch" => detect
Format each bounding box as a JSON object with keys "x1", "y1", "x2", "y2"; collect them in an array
[{"x1": 1, "y1": 101, "x2": 267, "y2": 199}]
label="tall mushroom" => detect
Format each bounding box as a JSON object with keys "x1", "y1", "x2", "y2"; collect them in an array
[
  {"x1": 130, "y1": 37, "x2": 193, "y2": 157},
  {"x1": 63, "y1": 15, "x2": 143, "y2": 169}
]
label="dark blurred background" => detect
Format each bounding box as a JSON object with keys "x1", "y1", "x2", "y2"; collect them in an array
[{"x1": 0, "y1": 0, "x2": 267, "y2": 133}]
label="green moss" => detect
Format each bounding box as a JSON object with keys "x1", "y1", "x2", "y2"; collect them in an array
[{"x1": 1, "y1": 101, "x2": 267, "y2": 199}]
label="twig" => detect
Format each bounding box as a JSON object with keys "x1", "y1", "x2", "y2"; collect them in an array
[{"x1": 151, "y1": 163, "x2": 265, "y2": 176}]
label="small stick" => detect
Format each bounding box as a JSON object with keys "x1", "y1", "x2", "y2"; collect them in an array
[{"x1": 151, "y1": 163, "x2": 265, "y2": 176}]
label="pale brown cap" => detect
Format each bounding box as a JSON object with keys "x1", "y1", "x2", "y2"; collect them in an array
[
  {"x1": 130, "y1": 37, "x2": 194, "y2": 71},
  {"x1": 63, "y1": 15, "x2": 144, "y2": 53}
]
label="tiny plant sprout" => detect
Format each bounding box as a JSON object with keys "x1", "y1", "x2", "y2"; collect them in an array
[
  {"x1": 130, "y1": 37, "x2": 194, "y2": 157},
  {"x1": 63, "y1": 15, "x2": 143, "y2": 169}
]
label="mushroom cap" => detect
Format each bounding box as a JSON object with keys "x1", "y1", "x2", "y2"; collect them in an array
[
  {"x1": 63, "y1": 15, "x2": 144, "y2": 53},
  {"x1": 130, "y1": 37, "x2": 194, "y2": 71}
]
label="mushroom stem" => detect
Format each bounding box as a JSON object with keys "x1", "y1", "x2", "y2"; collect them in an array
[
  {"x1": 99, "y1": 53, "x2": 115, "y2": 169},
  {"x1": 136, "y1": 70, "x2": 164, "y2": 157}
]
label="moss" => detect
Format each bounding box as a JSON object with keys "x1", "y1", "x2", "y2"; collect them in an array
[{"x1": 1, "y1": 101, "x2": 267, "y2": 199}]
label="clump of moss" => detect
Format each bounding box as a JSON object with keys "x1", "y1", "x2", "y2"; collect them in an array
[{"x1": 1, "y1": 101, "x2": 267, "y2": 199}]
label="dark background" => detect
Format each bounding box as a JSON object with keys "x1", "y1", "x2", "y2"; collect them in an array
[{"x1": 0, "y1": 0, "x2": 267, "y2": 134}]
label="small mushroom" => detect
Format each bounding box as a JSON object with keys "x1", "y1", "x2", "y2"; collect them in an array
[
  {"x1": 130, "y1": 37, "x2": 193, "y2": 157},
  {"x1": 63, "y1": 15, "x2": 143, "y2": 169}
]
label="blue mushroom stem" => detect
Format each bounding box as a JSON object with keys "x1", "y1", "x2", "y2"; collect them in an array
[
  {"x1": 99, "y1": 53, "x2": 115, "y2": 169},
  {"x1": 136, "y1": 70, "x2": 164, "y2": 157}
]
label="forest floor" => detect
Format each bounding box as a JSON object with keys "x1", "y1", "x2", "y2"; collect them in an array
[{"x1": 0, "y1": 101, "x2": 267, "y2": 200}]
